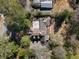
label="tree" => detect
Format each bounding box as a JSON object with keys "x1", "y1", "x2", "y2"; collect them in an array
[
  {"x1": 0, "y1": 37, "x2": 19, "y2": 59},
  {"x1": 17, "y1": 48, "x2": 34, "y2": 59},
  {"x1": 0, "y1": 36, "x2": 33, "y2": 59},
  {"x1": 15, "y1": 36, "x2": 35, "y2": 59},
  {"x1": 51, "y1": 46, "x2": 66, "y2": 59},
  {"x1": 21, "y1": 35, "x2": 31, "y2": 48},
  {"x1": 54, "y1": 10, "x2": 72, "y2": 32},
  {"x1": 69, "y1": 21, "x2": 79, "y2": 35},
  {"x1": 0, "y1": 0, "x2": 32, "y2": 32}
]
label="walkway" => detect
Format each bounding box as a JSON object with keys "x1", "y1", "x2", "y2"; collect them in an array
[{"x1": 30, "y1": 42, "x2": 51, "y2": 59}]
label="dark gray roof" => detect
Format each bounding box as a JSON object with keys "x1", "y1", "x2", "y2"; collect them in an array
[
  {"x1": 33, "y1": 0, "x2": 40, "y2": 3},
  {"x1": 32, "y1": 0, "x2": 52, "y2": 9},
  {"x1": 40, "y1": 0, "x2": 46, "y2": 1},
  {"x1": 41, "y1": 2, "x2": 52, "y2": 9}
]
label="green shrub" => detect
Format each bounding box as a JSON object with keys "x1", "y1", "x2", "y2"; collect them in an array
[{"x1": 21, "y1": 35, "x2": 31, "y2": 47}]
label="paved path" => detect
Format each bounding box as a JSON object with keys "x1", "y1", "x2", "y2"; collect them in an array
[{"x1": 30, "y1": 42, "x2": 51, "y2": 59}]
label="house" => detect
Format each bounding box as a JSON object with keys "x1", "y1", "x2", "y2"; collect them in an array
[
  {"x1": 30, "y1": 18, "x2": 46, "y2": 41},
  {"x1": 30, "y1": 17, "x2": 51, "y2": 41},
  {"x1": 32, "y1": 0, "x2": 53, "y2": 10},
  {"x1": 30, "y1": 18, "x2": 47, "y2": 35},
  {"x1": 40, "y1": 0, "x2": 52, "y2": 9}
]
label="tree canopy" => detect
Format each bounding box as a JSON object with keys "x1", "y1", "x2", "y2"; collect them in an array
[{"x1": 0, "y1": 0, "x2": 31, "y2": 32}]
